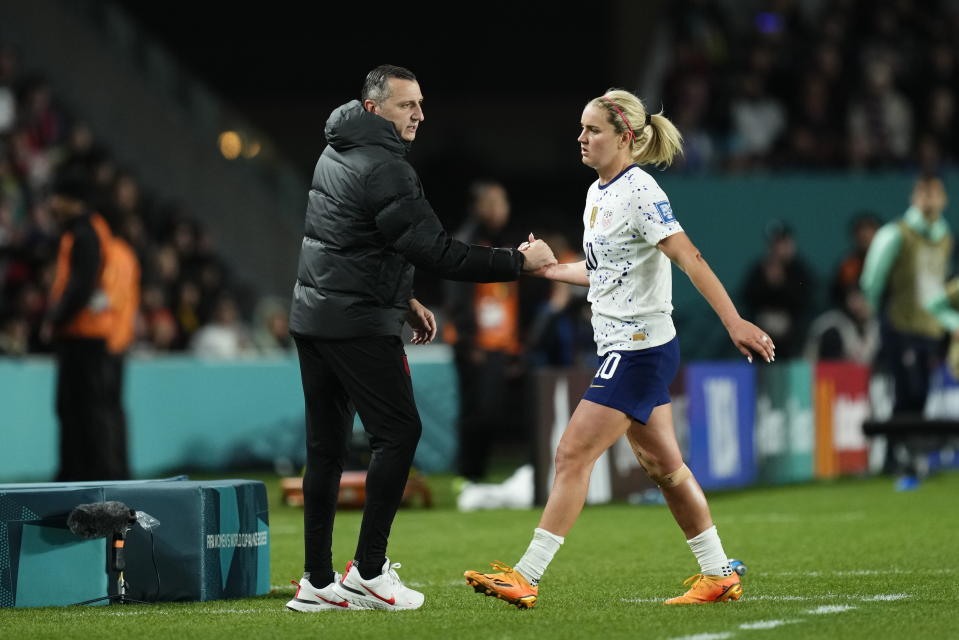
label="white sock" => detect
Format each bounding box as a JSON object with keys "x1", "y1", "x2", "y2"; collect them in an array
[
  {"x1": 514, "y1": 528, "x2": 564, "y2": 586},
  {"x1": 687, "y1": 525, "x2": 733, "y2": 577}
]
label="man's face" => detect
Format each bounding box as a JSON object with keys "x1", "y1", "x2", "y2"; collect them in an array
[
  {"x1": 912, "y1": 179, "x2": 948, "y2": 220},
  {"x1": 365, "y1": 78, "x2": 425, "y2": 142},
  {"x1": 474, "y1": 185, "x2": 510, "y2": 231},
  {"x1": 48, "y1": 194, "x2": 83, "y2": 225}
]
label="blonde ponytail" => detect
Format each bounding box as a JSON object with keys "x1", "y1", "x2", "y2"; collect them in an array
[{"x1": 590, "y1": 89, "x2": 684, "y2": 168}]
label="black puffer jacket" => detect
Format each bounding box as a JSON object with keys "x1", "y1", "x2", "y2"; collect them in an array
[{"x1": 290, "y1": 100, "x2": 525, "y2": 339}]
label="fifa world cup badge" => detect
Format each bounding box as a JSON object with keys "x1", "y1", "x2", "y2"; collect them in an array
[{"x1": 589, "y1": 206, "x2": 598, "y2": 228}]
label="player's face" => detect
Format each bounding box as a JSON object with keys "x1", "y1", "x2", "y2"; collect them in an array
[
  {"x1": 577, "y1": 105, "x2": 627, "y2": 171},
  {"x1": 367, "y1": 79, "x2": 425, "y2": 142}
]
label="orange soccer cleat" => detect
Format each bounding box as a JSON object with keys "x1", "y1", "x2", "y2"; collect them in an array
[
  {"x1": 663, "y1": 573, "x2": 743, "y2": 605},
  {"x1": 464, "y1": 562, "x2": 539, "y2": 609}
]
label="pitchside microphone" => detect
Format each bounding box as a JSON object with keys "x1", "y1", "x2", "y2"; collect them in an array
[{"x1": 67, "y1": 501, "x2": 137, "y2": 539}]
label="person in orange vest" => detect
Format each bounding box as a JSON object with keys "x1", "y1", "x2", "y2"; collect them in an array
[
  {"x1": 103, "y1": 231, "x2": 140, "y2": 480},
  {"x1": 42, "y1": 168, "x2": 129, "y2": 481},
  {"x1": 445, "y1": 181, "x2": 523, "y2": 481}
]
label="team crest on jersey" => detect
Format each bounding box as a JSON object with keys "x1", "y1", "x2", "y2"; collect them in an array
[
  {"x1": 601, "y1": 210, "x2": 614, "y2": 229},
  {"x1": 589, "y1": 206, "x2": 598, "y2": 228},
  {"x1": 654, "y1": 201, "x2": 675, "y2": 223}
]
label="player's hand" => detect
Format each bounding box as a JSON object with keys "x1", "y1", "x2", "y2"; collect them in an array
[
  {"x1": 727, "y1": 318, "x2": 775, "y2": 364},
  {"x1": 520, "y1": 233, "x2": 557, "y2": 272},
  {"x1": 406, "y1": 298, "x2": 437, "y2": 345}
]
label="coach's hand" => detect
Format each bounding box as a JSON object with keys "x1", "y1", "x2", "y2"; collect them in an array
[
  {"x1": 407, "y1": 298, "x2": 437, "y2": 344},
  {"x1": 520, "y1": 233, "x2": 557, "y2": 272}
]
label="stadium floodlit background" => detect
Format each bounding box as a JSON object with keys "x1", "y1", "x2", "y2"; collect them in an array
[{"x1": 1, "y1": 1, "x2": 958, "y2": 638}]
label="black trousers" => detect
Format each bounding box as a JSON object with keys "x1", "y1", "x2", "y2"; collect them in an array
[
  {"x1": 880, "y1": 323, "x2": 942, "y2": 475},
  {"x1": 105, "y1": 352, "x2": 131, "y2": 480},
  {"x1": 454, "y1": 348, "x2": 510, "y2": 480},
  {"x1": 294, "y1": 334, "x2": 422, "y2": 584},
  {"x1": 54, "y1": 338, "x2": 127, "y2": 481}
]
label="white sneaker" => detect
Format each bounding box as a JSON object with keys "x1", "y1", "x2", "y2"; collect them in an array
[
  {"x1": 332, "y1": 558, "x2": 425, "y2": 610},
  {"x1": 286, "y1": 573, "x2": 352, "y2": 612}
]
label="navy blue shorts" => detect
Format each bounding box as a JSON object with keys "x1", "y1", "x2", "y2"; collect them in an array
[{"x1": 582, "y1": 337, "x2": 680, "y2": 424}]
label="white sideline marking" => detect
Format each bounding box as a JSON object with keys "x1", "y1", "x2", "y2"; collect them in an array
[
  {"x1": 862, "y1": 593, "x2": 910, "y2": 601},
  {"x1": 807, "y1": 605, "x2": 856, "y2": 614},
  {"x1": 622, "y1": 592, "x2": 911, "y2": 604},
  {"x1": 88, "y1": 607, "x2": 280, "y2": 617},
  {"x1": 621, "y1": 597, "x2": 664, "y2": 603},
  {"x1": 769, "y1": 568, "x2": 953, "y2": 577},
  {"x1": 105, "y1": 611, "x2": 167, "y2": 616},
  {"x1": 739, "y1": 619, "x2": 799, "y2": 630},
  {"x1": 668, "y1": 634, "x2": 733, "y2": 640}
]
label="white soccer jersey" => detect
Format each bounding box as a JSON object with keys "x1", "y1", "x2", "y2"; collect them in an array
[{"x1": 582, "y1": 164, "x2": 683, "y2": 355}]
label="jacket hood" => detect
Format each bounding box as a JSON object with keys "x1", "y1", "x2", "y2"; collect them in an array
[{"x1": 324, "y1": 100, "x2": 410, "y2": 155}]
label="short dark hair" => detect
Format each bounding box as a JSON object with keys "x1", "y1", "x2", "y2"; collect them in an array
[
  {"x1": 50, "y1": 166, "x2": 91, "y2": 203},
  {"x1": 468, "y1": 180, "x2": 503, "y2": 207},
  {"x1": 361, "y1": 65, "x2": 417, "y2": 103}
]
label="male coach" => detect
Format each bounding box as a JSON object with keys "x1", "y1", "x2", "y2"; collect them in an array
[{"x1": 286, "y1": 64, "x2": 555, "y2": 612}]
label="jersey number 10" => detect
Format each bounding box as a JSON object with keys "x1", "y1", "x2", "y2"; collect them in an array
[
  {"x1": 596, "y1": 352, "x2": 621, "y2": 379},
  {"x1": 585, "y1": 241, "x2": 598, "y2": 270}
]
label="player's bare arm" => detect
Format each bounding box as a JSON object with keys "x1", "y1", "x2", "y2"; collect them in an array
[
  {"x1": 535, "y1": 260, "x2": 589, "y2": 286},
  {"x1": 657, "y1": 231, "x2": 775, "y2": 363}
]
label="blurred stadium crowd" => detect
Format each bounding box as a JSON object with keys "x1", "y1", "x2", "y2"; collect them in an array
[
  {"x1": 663, "y1": 0, "x2": 959, "y2": 172},
  {"x1": 0, "y1": 41, "x2": 291, "y2": 358},
  {"x1": 3, "y1": 0, "x2": 959, "y2": 356}
]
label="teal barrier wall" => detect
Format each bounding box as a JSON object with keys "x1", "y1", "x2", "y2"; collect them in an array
[
  {"x1": 755, "y1": 360, "x2": 814, "y2": 484},
  {"x1": 0, "y1": 347, "x2": 458, "y2": 482},
  {"x1": 657, "y1": 173, "x2": 959, "y2": 359}
]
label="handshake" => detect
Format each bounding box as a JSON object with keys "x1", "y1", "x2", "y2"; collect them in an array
[{"x1": 518, "y1": 233, "x2": 557, "y2": 273}]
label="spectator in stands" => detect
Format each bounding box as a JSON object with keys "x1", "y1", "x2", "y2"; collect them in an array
[
  {"x1": 848, "y1": 59, "x2": 913, "y2": 169},
  {"x1": 191, "y1": 294, "x2": 251, "y2": 359},
  {"x1": 253, "y1": 296, "x2": 293, "y2": 354},
  {"x1": 831, "y1": 212, "x2": 882, "y2": 307},
  {"x1": 786, "y1": 73, "x2": 845, "y2": 168},
  {"x1": 0, "y1": 41, "x2": 256, "y2": 361},
  {"x1": 0, "y1": 44, "x2": 17, "y2": 135},
  {"x1": 174, "y1": 280, "x2": 202, "y2": 348},
  {"x1": 804, "y1": 287, "x2": 879, "y2": 364},
  {"x1": 728, "y1": 73, "x2": 786, "y2": 170},
  {"x1": 919, "y1": 86, "x2": 958, "y2": 166},
  {"x1": 670, "y1": 76, "x2": 718, "y2": 173},
  {"x1": 742, "y1": 221, "x2": 815, "y2": 359},
  {"x1": 0, "y1": 314, "x2": 28, "y2": 356}
]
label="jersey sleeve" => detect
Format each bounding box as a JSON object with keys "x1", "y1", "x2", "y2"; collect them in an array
[{"x1": 628, "y1": 183, "x2": 683, "y2": 246}]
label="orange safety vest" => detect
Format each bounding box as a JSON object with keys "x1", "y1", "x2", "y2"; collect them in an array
[
  {"x1": 50, "y1": 213, "x2": 115, "y2": 340},
  {"x1": 472, "y1": 281, "x2": 521, "y2": 354},
  {"x1": 50, "y1": 213, "x2": 140, "y2": 349},
  {"x1": 105, "y1": 238, "x2": 141, "y2": 354}
]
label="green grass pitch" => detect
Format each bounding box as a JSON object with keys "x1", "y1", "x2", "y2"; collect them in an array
[{"x1": 5, "y1": 472, "x2": 958, "y2": 639}]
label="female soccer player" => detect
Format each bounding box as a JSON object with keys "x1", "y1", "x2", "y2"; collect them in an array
[{"x1": 464, "y1": 89, "x2": 775, "y2": 608}]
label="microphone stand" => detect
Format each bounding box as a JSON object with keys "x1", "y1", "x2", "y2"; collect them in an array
[{"x1": 73, "y1": 524, "x2": 149, "y2": 606}]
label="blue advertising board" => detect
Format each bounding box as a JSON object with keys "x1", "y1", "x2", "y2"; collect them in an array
[{"x1": 686, "y1": 362, "x2": 757, "y2": 490}]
